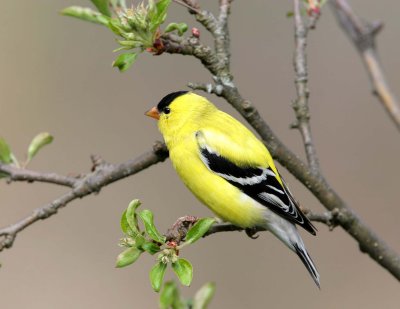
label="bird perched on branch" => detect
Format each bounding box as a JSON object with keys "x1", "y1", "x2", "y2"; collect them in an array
[{"x1": 146, "y1": 91, "x2": 320, "y2": 287}]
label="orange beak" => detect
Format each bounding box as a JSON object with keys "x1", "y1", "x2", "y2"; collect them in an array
[{"x1": 145, "y1": 106, "x2": 160, "y2": 120}]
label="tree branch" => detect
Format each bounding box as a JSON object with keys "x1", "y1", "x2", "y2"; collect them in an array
[
  {"x1": 180, "y1": 0, "x2": 219, "y2": 35},
  {"x1": 330, "y1": 0, "x2": 400, "y2": 131},
  {"x1": 0, "y1": 142, "x2": 168, "y2": 252},
  {"x1": 187, "y1": 82, "x2": 223, "y2": 95},
  {"x1": 204, "y1": 209, "x2": 340, "y2": 237},
  {"x1": 165, "y1": 209, "x2": 339, "y2": 244},
  {"x1": 292, "y1": 0, "x2": 320, "y2": 173},
  {"x1": 162, "y1": 34, "x2": 223, "y2": 76},
  {"x1": 215, "y1": 0, "x2": 231, "y2": 72}
]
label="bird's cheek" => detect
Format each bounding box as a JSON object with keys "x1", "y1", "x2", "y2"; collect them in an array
[{"x1": 161, "y1": 115, "x2": 170, "y2": 123}]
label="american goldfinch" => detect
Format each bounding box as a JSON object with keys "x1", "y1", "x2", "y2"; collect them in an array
[{"x1": 146, "y1": 91, "x2": 320, "y2": 287}]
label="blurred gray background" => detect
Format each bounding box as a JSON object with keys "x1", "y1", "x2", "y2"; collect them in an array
[{"x1": 1, "y1": 0, "x2": 399, "y2": 308}]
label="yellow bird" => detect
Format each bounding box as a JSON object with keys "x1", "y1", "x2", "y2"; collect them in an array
[{"x1": 146, "y1": 91, "x2": 320, "y2": 287}]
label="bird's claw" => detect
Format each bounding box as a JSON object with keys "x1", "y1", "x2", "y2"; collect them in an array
[{"x1": 245, "y1": 228, "x2": 259, "y2": 239}]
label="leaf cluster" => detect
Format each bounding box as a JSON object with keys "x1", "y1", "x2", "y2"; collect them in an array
[
  {"x1": 116, "y1": 199, "x2": 216, "y2": 294},
  {"x1": 62, "y1": 0, "x2": 188, "y2": 71}
]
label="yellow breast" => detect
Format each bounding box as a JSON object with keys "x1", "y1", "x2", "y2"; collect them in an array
[{"x1": 169, "y1": 134, "x2": 265, "y2": 228}]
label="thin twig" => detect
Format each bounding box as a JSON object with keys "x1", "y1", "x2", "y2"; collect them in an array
[
  {"x1": 331, "y1": 0, "x2": 400, "y2": 131},
  {"x1": 292, "y1": 0, "x2": 320, "y2": 173},
  {"x1": 306, "y1": 0, "x2": 322, "y2": 29},
  {"x1": 308, "y1": 11, "x2": 321, "y2": 30},
  {"x1": 0, "y1": 142, "x2": 168, "y2": 252},
  {"x1": 172, "y1": 0, "x2": 201, "y2": 15},
  {"x1": 0, "y1": 164, "x2": 76, "y2": 187}
]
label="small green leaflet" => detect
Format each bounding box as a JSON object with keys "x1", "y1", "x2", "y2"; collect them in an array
[
  {"x1": 172, "y1": 258, "x2": 193, "y2": 286},
  {"x1": 150, "y1": 262, "x2": 168, "y2": 292},
  {"x1": 159, "y1": 281, "x2": 179, "y2": 309},
  {"x1": 164, "y1": 22, "x2": 188, "y2": 36},
  {"x1": 0, "y1": 137, "x2": 12, "y2": 164},
  {"x1": 90, "y1": 0, "x2": 112, "y2": 17},
  {"x1": 138, "y1": 209, "x2": 166, "y2": 243},
  {"x1": 61, "y1": 6, "x2": 110, "y2": 26},
  {"x1": 149, "y1": 0, "x2": 172, "y2": 32},
  {"x1": 112, "y1": 53, "x2": 138, "y2": 72},
  {"x1": 185, "y1": 218, "x2": 216, "y2": 245},
  {"x1": 116, "y1": 247, "x2": 142, "y2": 268},
  {"x1": 193, "y1": 282, "x2": 216, "y2": 309},
  {"x1": 27, "y1": 132, "x2": 53, "y2": 161},
  {"x1": 126, "y1": 199, "x2": 141, "y2": 234},
  {"x1": 120, "y1": 209, "x2": 131, "y2": 235}
]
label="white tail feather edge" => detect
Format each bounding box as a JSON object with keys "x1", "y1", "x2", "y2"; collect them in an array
[{"x1": 262, "y1": 206, "x2": 320, "y2": 288}]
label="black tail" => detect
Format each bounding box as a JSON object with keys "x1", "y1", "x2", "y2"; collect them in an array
[{"x1": 293, "y1": 243, "x2": 320, "y2": 289}]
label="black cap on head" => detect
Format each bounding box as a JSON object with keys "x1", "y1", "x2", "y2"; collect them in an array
[{"x1": 157, "y1": 91, "x2": 188, "y2": 112}]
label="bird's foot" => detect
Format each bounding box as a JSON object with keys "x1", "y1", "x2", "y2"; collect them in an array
[{"x1": 245, "y1": 227, "x2": 259, "y2": 239}]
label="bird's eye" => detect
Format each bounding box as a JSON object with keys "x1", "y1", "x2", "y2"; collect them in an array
[{"x1": 163, "y1": 107, "x2": 171, "y2": 114}]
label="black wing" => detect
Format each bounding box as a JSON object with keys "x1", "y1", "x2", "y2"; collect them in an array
[{"x1": 197, "y1": 134, "x2": 316, "y2": 235}]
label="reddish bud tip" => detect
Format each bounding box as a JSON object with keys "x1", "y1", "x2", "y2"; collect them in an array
[
  {"x1": 192, "y1": 27, "x2": 200, "y2": 38},
  {"x1": 167, "y1": 241, "x2": 178, "y2": 248},
  {"x1": 312, "y1": 6, "x2": 320, "y2": 14}
]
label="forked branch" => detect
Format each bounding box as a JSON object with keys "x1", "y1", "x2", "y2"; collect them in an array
[{"x1": 331, "y1": 0, "x2": 400, "y2": 131}]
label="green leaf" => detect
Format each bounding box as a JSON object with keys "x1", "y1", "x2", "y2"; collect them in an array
[
  {"x1": 113, "y1": 46, "x2": 130, "y2": 52},
  {"x1": 150, "y1": 262, "x2": 167, "y2": 292},
  {"x1": 113, "y1": 40, "x2": 144, "y2": 52},
  {"x1": 61, "y1": 6, "x2": 110, "y2": 26},
  {"x1": 117, "y1": 40, "x2": 139, "y2": 47},
  {"x1": 126, "y1": 199, "x2": 141, "y2": 234},
  {"x1": 107, "y1": 18, "x2": 125, "y2": 36},
  {"x1": 155, "y1": 0, "x2": 171, "y2": 19},
  {"x1": 138, "y1": 209, "x2": 166, "y2": 243},
  {"x1": 159, "y1": 281, "x2": 179, "y2": 309},
  {"x1": 193, "y1": 282, "x2": 216, "y2": 309},
  {"x1": 164, "y1": 22, "x2": 188, "y2": 36},
  {"x1": 90, "y1": 0, "x2": 112, "y2": 17},
  {"x1": 149, "y1": 0, "x2": 171, "y2": 32},
  {"x1": 172, "y1": 258, "x2": 193, "y2": 286},
  {"x1": 120, "y1": 209, "x2": 130, "y2": 234},
  {"x1": 27, "y1": 132, "x2": 53, "y2": 161},
  {"x1": 116, "y1": 247, "x2": 142, "y2": 268},
  {"x1": 142, "y1": 242, "x2": 161, "y2": 255},
  {"x1": 117, "y1": 40, "x2": 144, "y2": 48},
  {"x1": 185, "y1": 218, "x2": 216, "y2": 245},
  {"x1": 0, "y1": 137, "x2": 12, "y2": 164},
  {"x1": 112, "y1": 53, "x2": 138, "y2": 72}
]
